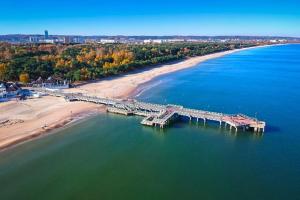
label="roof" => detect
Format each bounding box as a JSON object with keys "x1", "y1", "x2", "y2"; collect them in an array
[
  {"x1": 34, "y1": 77, "x2": 44, "y2": 84},
  {"x1": 44, "y1": 76, "x2": 65, "y2": 83},
  {"x1": 0, "y1": 83, "x2": 6, "y2": 89},
  {"x1": 5, "y1": 83, "x2": 21, "y2": 92}
]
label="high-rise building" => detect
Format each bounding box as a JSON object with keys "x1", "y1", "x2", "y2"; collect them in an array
[
  {"x1": 44, "y1": 30, "x2": 49, "y2": 39},
  {"x1": 63, "y1": 36, "x2": 71, "y2": 44},
  {"x1": 29, "y1": 36, "x2": 39, "y2": 43}
]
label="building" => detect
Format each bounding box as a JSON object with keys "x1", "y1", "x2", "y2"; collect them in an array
[
  {"x1": 99, "y1": 39, "x2": 118, "y2": 44},
  {"x1": 40, "y1": 39, "x2": 55, "y2": 44},
  {"x1": 29, "y1": 36, "x2": 39, "y2": 43},
  {"x1": 143, "y1": 39, "x2": 167, "y2": 44},
  {"x1": 63, "y1": 36, "x2": 72, "y2": 44},
  {"x1": 85, "y1": 39, "x2": 97, "y2": 44},
  {"x1": 44, "y1": 30, "x2": 49, "y2": 39},
  {"x1": 32, "y1": 76, "x2": 70, "y2": 90},
  {"x1": 0, "y1": 82, "x2": 20, "y2": 99},
  {"x1": 6, "y1": 83, "x2": 21, "y2": 97},
  {"x1": 0, "y1": 82, "x2": 7, "y2": 98},
  {"x1": 152, "y1": 39, "x2": 166, "y2": 44},
  {"x1": 0, "y1": 82, "x2": 22, "y2": 98},
  {"x1": 143, "y1": 39, "x2": 152, "y2": 44},
  {"x1": 166, "y1": 39, "x2": 185, "y2": 43},
  {"x1": 143, "y1": 39, "x2": 163, "y2": 44},
  {"x1": 278, "y1": 39, "x2": 287, "y2": 43},
  {"x1": 73, "y1": 37, "x2": 84, "y2": 43}
]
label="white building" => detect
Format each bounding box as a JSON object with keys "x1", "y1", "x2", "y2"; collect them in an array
[
  {"x1": 0, "y1": 83, "x2": 7, "y2": 98},
  {"x1": 186, "y1": 39, "x2": 199, "y2": 42},
  {"x1": 143, "y1": 39, "x2": 152, "y2": 44},
  {"x1": 29, "y1": 36, "x2": 39, "y2": 43},
  {"x1": 278, "y1": 39, "x2": 287, "y2": 43},
  {"x1": 152, "y1": 39, "x2": 165, "y2": 44},
  {"x1": 63, "y1": 36, "x2": 72, "y2": 44},
  {"x1": 143, "y1": 39, "x2": 167, "y2": 44},
  {"x1": 166, "y1": 39, "x2": 185, "y2": 43},
  {"x1": 32, "y1": 77, "x2": 70, "y2": 90},
  {"x1": 85, "y1": 39, "x2": 97, "y2": 44},
  {"x1": 42, "y1": 77, "x2": 70, "y2": 90},
  {"x1": 99, "y1": 39, "x2": 118, "y2": 44},
  {"x1": 39, "y1": 39, "x2": 55, "y2": 44},
  {"x1": 73, "y1": 37, "x2": 84, "y2": 43}
]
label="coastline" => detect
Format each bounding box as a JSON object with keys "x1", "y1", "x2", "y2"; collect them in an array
[
  {"x1": 0, "y1": 44, "x2": 280, "y2": 151},
  {"x1": 0, "y1": 110, "x2": 101, "y2": 152},
  {"x1": 0, "y1": 97, "x2": 104, "y2": 151},
  {"x1": 129, "y1": 44, "x2": 285, "y2": 98},
  {"x1": 66, "y1": 44, "x2": 274, "y2": 100}
]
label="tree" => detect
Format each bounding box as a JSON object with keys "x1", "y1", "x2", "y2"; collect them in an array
[
  {"x1": 19, "y1": 73, "x2": 30, "y2": 83},
  {"x1": 0, "y1": 42, "x2": 255, "y2": 83},
  {"x1": 0, "y1": 63, "x2": 7, "y2": 81}
]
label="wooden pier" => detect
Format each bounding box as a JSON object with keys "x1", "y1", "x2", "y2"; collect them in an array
[{"x1": 37, "y1": 90, "x2": 266, "y2": 133}]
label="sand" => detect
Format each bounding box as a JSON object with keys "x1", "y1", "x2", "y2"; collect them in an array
[
  {"x1": 0, "y1": 96, "x2": 102, "y2": 150},
  {"x1": 0, "y1": 45, "x2": 268, "y2": 150}
]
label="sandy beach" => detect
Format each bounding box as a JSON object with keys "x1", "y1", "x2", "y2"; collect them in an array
[
  {"x1": 0, "y1": 45, "x2": 269, "y2": 150},
  {"x1": 66, "y1": 47, "x2": 259, "y2": 99}
]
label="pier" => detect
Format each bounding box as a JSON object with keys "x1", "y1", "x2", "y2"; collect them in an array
[{"x1": 39, "y1": 90, "x2": 266, "y2": 133}]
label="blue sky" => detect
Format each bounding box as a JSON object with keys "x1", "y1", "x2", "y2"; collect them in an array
[{"x1": 1, "y1": 0, "x2": 300, "y2": 36}]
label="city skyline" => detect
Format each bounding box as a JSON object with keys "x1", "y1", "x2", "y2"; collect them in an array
[{"x1": 1, "y1": 0, "x2": 300, "y2": 37}]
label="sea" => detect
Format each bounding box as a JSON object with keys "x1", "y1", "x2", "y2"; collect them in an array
[{"x1": 0, "y1": 44, "x2": 299, "y2": 200}]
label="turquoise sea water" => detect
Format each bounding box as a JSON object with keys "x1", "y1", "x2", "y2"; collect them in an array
[{"x1": 0, "y1": 44, "x2": 300, "y2": 200}]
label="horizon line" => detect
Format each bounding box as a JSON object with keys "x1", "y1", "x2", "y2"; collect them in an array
[{"x1": 0, "y1": 34, "x2": 299, "y2": 38}]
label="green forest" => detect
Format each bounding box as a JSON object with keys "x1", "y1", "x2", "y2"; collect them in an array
[{"x1": 0, "y1": 42, "x2": 256, "y2": 83}]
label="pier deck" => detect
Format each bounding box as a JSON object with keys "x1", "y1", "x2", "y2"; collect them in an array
[{"x1": 37, "y1": 89, "x2": 266, "y2": 133}]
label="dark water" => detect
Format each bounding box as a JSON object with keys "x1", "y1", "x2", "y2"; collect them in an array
[{"x1": 1, "y1": 44, "x2": 300, "y2": 200}]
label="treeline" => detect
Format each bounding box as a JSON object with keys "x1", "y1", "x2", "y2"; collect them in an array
[{"x1": 0, "y1": 42, "x2": 256, "y2": 82}]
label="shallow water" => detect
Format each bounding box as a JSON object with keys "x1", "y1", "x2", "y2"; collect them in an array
[{"x1": 0, "y1": 44, "x2": 300, "y2": 200}]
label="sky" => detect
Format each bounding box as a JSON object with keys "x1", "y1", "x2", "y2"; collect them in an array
[{"x1": 1, "y1": 0, "x2": 300, "y2": 37}]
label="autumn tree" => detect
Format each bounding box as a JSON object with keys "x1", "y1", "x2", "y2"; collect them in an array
[
  {"x1": 0, "y1": 42, "x2": 254, "y2": 82},
  {"x1": 0, "y1": 63, "x2": 7, "y2": 81},
  {"x1": 19, "y1": 73, "x2": 30, "y2": 83}
]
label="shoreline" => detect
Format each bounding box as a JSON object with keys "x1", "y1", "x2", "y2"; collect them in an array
[
  {"x1": 0, "y1": 44, "x2": 282, "y2": 151},
  {"x1": 0, "y1": 97, "x2": 104, "y2": 151},
  {"x1": 66, "y1": 44, "x2": 275, "y2": 100},
  {"x1": 0, "y1": 110, "x2": 101, "y2": 152},
  {"x1": 127, "y1": 44, "x2": 281, "y2": 98}
]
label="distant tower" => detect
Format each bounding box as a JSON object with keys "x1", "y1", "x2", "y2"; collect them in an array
[{"x1": 44, "y1": 30, "x2": 49, "y2": 39}]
